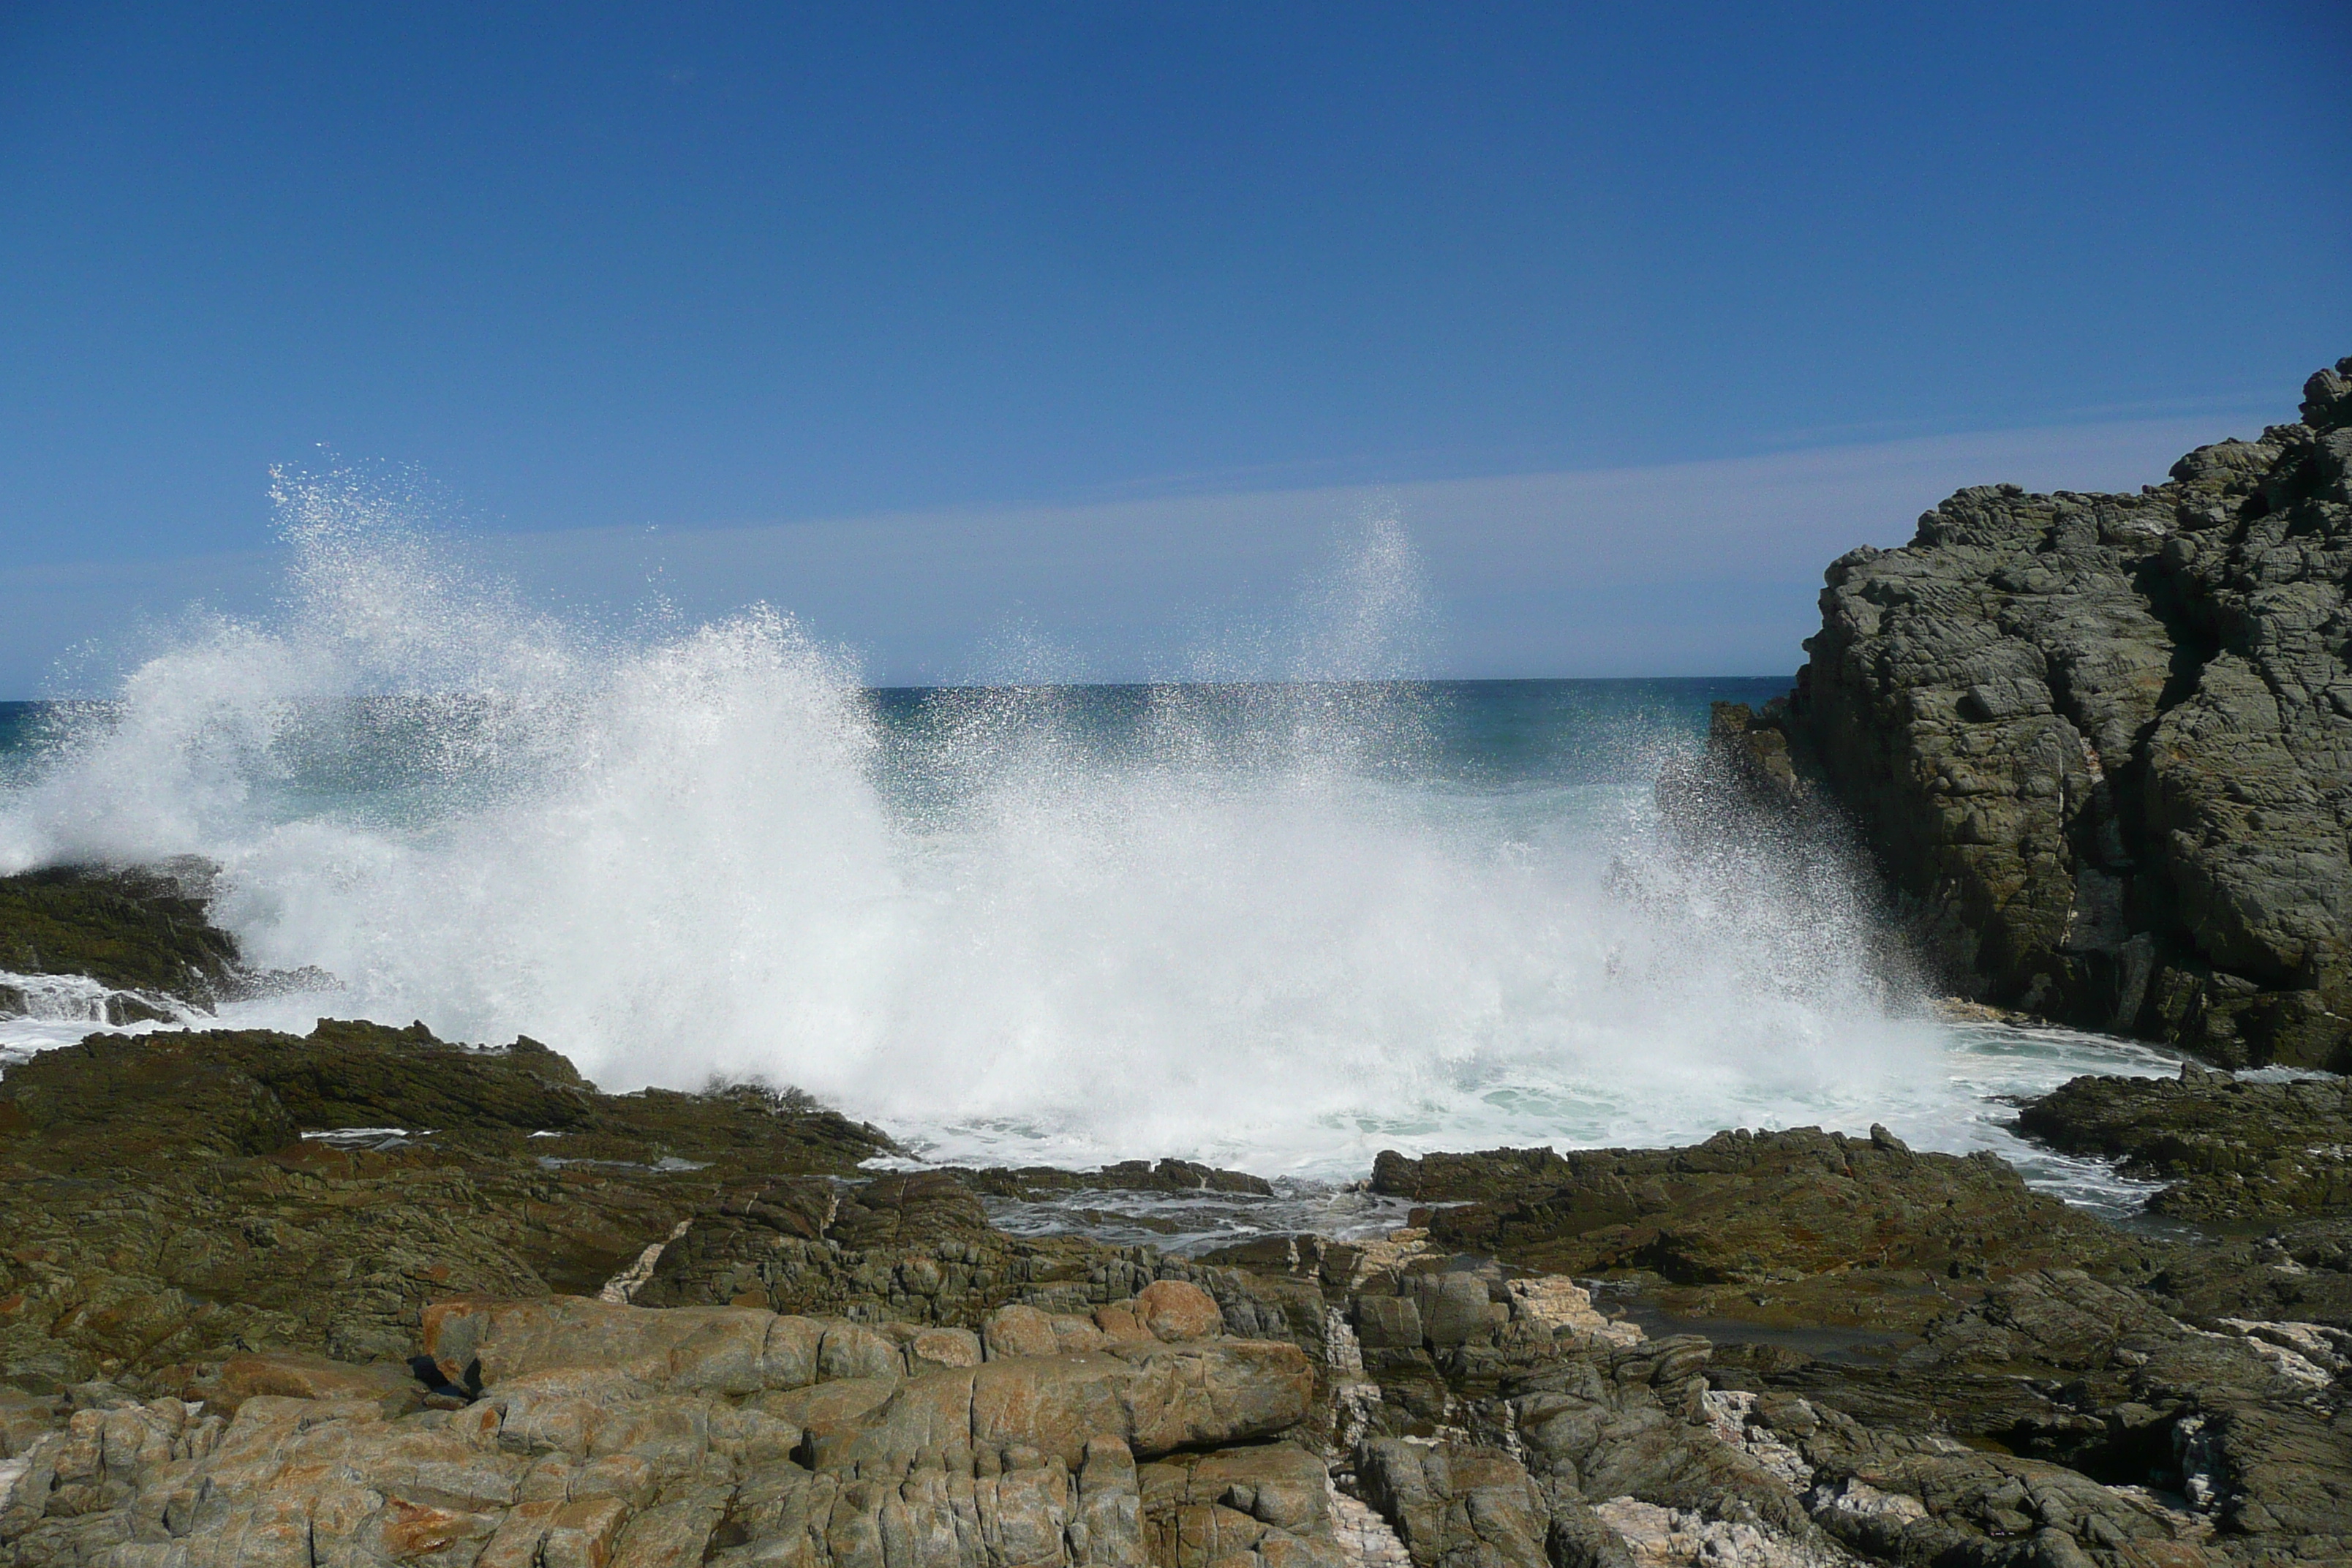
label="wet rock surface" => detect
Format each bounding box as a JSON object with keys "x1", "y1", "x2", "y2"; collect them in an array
[
  {"x1": 1723, "y1": 358, "x2": 2352, "y2": 1068},
  {"x1": 2018, "y1": 1063, "x2": 2352, "y2": 1222},
  {"x1": 0, "y1": 867, "x2": 243, "y2": 1017},
  {"x1": 962, "y1": 1162, "x2": 1278, "y2": 1201}
]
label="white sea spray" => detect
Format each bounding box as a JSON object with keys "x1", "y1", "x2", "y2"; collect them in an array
[{"x1": 0, "y1": 470, "x2": 2176, "y2": 1188}]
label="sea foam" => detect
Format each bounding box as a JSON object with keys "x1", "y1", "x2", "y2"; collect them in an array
[{"x1": 0, "y1": 470, "x2": 2170, "y2": 1184}]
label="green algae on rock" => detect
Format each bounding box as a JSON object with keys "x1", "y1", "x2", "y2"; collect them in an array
[{"x1": 0, "y1": 1019, "x2": 891, "y2": 1392}]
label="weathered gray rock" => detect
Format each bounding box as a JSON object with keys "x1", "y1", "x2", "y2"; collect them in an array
[
  {"x1": 1137, "y1": 1442, "x2": 1345, "y2": 1568},
  {"x1": 1354, "y1": 1441, "x2": 1548, "y2": 1568},
  {"x1": 1735, "y1": 358, "x2": 2352, "y2": 1068}
]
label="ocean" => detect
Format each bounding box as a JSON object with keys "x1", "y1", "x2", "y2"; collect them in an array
[{"x1": 0, "y1": 492, "x2": 2185, "y2": 1225}]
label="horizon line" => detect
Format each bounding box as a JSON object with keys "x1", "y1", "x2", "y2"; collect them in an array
[{"x1": 0, "y1": 673, "x2": 1801, "y2": 706}]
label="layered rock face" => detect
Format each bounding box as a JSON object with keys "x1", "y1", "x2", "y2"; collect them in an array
[
  {"x1": 1763, "y1": 358, "x2": 2352, "y2": 1067},
  {"x1": 0, "y1": 1286, "x2": 1333, "y2": 1568},
  {"x1": 9, "y1": 1152, "x2": 2340, "y2": 1568}
]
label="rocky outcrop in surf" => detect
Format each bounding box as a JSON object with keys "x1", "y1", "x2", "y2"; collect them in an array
[
  {"x1": 0, "y1": 867, "x2": 243, "y2": 1026},
  {"x1": 1705, "y1": 358, "x2": 2352, "y2": 1069},
  {"x1": 2019, "y1": 1062, "x2": 2352, "y2": 1224}
]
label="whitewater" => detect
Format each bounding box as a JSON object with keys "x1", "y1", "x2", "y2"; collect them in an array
[{"x1": 0, "y1": 472, "x2": 2182, "y2": 1207}]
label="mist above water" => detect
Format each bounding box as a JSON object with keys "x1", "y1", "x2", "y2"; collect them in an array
[{"x1": 0, "y1": 472, "x2": 2174, "y2": 1183}]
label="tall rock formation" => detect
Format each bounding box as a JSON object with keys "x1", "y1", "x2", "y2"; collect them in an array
[{"x1": 1754, "y1": 358, "x2": 2352, "y2": 1068}]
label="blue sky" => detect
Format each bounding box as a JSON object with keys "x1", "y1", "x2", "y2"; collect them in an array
[{"x1": 2, "y1": 2, "x2": 2348, "y2": 690}]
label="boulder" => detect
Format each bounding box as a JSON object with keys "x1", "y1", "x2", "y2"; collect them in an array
[
  {"x1": 1131, "y1": 1281, "x2": 1221, "y2": 1343},
  {"x1": 817, "y1": 1338, "x2": 1316, "y2": 1473},
  {"x1": 983, "y1": 1304, "x2": 1065, "y2": 1360},
  {"x1": 421, "y1": 1296, "x2": 807, "y2": 1395}
]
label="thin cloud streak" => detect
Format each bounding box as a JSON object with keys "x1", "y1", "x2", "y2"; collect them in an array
[{"x1": 2, "y1": 412, "x2": 2262, "y2": 695}]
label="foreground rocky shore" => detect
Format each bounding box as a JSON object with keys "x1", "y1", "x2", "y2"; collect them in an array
[
  {"x1": 1695, "y1": 358, "x2": 2352, "y2": 1071},
  {"x1": 0, "y1": 866, "x2": 2345, "y2": 1567},
  {"x1": 2, "y1": 1017, "x2": 2348, "y2": 1568}
]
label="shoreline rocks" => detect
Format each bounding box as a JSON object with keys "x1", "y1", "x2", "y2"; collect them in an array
[
  {"x1": 1705, "y1": 358, "x2": 2352, "y2": 1070},
  {"x1": 1368, "y1": 1128, "x2": 2166, "y2": 1340},
  {"x1": 1, "y1": 1285, "x2": 1333, "y2": 1568},
  {"x1": 0, "y1": 867, "x2": 242, "y2": 1023},
  {"x1": 0, "y1": 1019, "x2": 2345, "y2": 1563}
]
